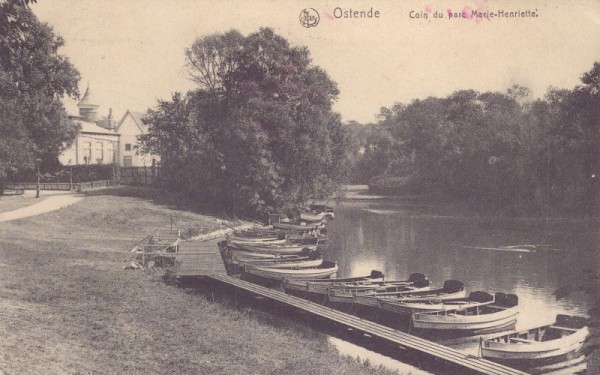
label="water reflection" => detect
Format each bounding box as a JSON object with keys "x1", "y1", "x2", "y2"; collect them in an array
[
  {"x1": 324, "y1": 202, "x2": 596, "y2": 374},
  {"x1": 328, "y1": 336, "x2": 433, "y2": 375}
]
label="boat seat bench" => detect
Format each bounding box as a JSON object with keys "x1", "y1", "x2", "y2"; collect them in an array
[
  {"x1": 549, "y1": 325, "x2": 579, "y2": 332},
  {"x1": 509, "y1": 337, "x2": 535, "y2": 343},
  {"x1": 490, "y1": 305, "x2": 512, "y2": 310}
]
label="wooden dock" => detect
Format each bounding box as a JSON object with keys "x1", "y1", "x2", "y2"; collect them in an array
[
  {"x1": 210, "y1": 275, "x2": 527, "y2": 375},
  {"x1": 175, "y1": 239, "x2": 527, "y2": 375},
  {"x1": 175, "y1": 238, "x2": 227, "y2": 277}
]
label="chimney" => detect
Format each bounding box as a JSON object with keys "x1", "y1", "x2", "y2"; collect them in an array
[{"x1": 108, "y1": 108, "x2": 113, "y2": 129}]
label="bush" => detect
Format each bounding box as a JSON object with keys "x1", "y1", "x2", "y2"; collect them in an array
[
  {"x1": 368, "y1": 175, "x2": 415, "y2": 195},
  {"x1": 7, "y1": 164, "x2": 117, "y2": 183}
]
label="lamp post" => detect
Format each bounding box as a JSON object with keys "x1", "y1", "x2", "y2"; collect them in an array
[
  {"x1": 35, "y1": 158, "x2": 41, "y2": 198},
  {"x1": 68, "y1": 159, "x2": 73, "y2": 191}
]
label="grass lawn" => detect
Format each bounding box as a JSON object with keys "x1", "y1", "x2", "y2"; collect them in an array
[
  {"x1": 0, "y1": 188, "x2": 400, "y2": 374},
  {"x1": 0, "y1": 191, "x2": 44, "y2": 214}
]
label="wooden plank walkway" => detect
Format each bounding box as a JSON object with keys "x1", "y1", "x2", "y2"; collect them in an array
[
  {"x1": 175, "y1": 239, "x2": 527, "y2": 374},
  {"x1": 175, "y1": 238, "x2": 227, "y2": 277},
  {"x1": 210, "y1": 274, "x2": 528, "y2": 375}
]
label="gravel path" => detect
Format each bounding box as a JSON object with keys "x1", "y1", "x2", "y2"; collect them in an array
[{"x1": 0, "y1": 192, "x2": 84, "y2": 222}]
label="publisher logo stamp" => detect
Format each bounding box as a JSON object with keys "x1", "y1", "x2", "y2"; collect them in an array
[{"x1": 300, "y1": 8, "x2": 320, "y2": 28}]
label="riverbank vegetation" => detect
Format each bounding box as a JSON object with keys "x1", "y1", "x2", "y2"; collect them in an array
[
  {"x1": 141, "y1": 29, "x2": 354, "y2": 218},
  {"x1": 0, "y1": 1, "x2": 80, "y2": 187},
  {"x1": 0, "y1": 191, "x2": 398, "y2": 375},
  {"x1": 351, "y1": 63, "x2": 600, "y2": 216}
]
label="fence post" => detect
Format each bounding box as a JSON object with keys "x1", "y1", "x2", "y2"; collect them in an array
[{"x1": 212, "y1": 253, "x2": 216, "y2": 275}]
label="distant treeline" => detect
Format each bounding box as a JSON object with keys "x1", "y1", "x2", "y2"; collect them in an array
[{"x1": 349, "y1": 62, "x2": 600, "y2": 215}]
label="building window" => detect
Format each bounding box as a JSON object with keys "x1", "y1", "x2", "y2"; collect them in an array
[
  {"x1": 125, "y1": 143, "x2": 132, "y2": 151},
  {"x1": 83, "y1": 141, "x2": 92, "y2": 164},
  {"x1": 107, "y1": 142, "x2": 116, "y2": 163},
  {"x1": 96, "y1": 141, "x2": 103, "y2": 164},
  {"x1": 123, "y1": 156, "x2": 133, "y2": 166}
]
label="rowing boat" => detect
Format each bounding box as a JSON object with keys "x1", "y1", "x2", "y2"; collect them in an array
[
  {"x1": 308, "y1": 203, "x2": 334, "y2": 218},
  {"x1": 353, "y1": 279, "x2": 466, "y2": 308},
  {"x1": 272, "y1": 222, "x2": 324, "y2": 231},
  {"x1": 381, "y1": 290, "x2": 493, "y2": 316},
  {"x1": 233, "y1": 251, "x2": 324, "y2": 269},
  {"x1": 229, "y1": 241, "x2": 317, "y2": 254},
  {"x1": 244, "y1": 260, "x2": 339, "y2": 281},
  {"x1": 327, "y1": 273, "x2": 430, "y2": 303},
  {"x1": 228, "y1": 237, "x2": 288, "y2": 245},
  {"x1": 299, "y1": 211, "x2": 328, "y2": 223},
  {"x1": 282, "y1": 272, "x2": 426, "y2": 300},
  {"x1": 233, "y1": 228, "x2": 284, "y2": 238},
  {"x1": 411, "y1": 292, "x2": 519, "y2": 334},
  {"x1": 481, "y1": 315, "x2": 588, "y2": 365},
  {"x1": 282, "y1": 270, "x2": 386, "y2": 295}
]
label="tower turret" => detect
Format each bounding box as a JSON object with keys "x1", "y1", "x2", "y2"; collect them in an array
[{"x1": 78, "y1": 84, "x2": 100, "y2": 122}]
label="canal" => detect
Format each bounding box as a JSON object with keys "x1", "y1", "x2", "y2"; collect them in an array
[{"x1": 323, "y1": 199, "x2": 598, "y2": 374}]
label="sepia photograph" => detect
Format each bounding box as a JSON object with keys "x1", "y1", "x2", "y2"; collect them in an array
[{"x1": 1, "y1": 0, "x2": 600, "y2": 374}]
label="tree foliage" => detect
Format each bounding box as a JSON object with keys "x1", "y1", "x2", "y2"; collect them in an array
[
  {"x1": 143, "y1": 28, "x2": 351, "y2": 216},
  {"x1": 351, "y1": 62, "x2": 600, "y2": 214},
  {"x1": 0, "y1": 0, "x2": 80, "y2": 178}
]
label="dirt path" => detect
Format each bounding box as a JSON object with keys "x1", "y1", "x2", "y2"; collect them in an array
[{"x1": 0, "y1": 192, "x2": 84, "y2": 222}]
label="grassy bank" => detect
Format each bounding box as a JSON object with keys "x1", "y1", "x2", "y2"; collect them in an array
[
  {"x1": 0, "y1": 189, "x2": 399, "y2": 374},
  {"x1": 0, "y1": 191, "x2": 48, "y2": 214}
]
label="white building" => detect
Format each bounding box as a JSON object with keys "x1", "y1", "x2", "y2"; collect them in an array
[
  {"x1": 59, "y1": 86, "x2": 119, "y2": 166},
  {"x1": 59, "y1": 85, "x2": 158, "y2": 167},
  {"x1": 116, "y1": 110, "x2": 157, "y2": 167}
]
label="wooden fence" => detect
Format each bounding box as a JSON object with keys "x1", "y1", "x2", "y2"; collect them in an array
[
  {"x1": 5, "y1": 180, "x2": 115, "y2": 192},
  {"x1": 119, "y1": 166, "x2": 160, "y2": 185}
]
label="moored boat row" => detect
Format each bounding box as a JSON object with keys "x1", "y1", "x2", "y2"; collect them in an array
[
  {"x1": 219, "y1": 206, "x2": 589, "y2": 373},
  {"x1": 221, "y1": 209, "x2": 337, "y2": 280}
]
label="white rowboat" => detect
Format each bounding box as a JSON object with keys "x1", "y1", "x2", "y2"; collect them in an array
[
  {"x1": 411, "y1": 292, "x2": 519, "y2": 333},
  {"x1": 481, "y1": 315, "x2": 588, "y2": 363}
]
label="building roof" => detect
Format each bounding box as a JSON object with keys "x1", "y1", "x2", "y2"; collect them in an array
[
  {"x1": 78, "y1": 85, "x2": 100, "y2": 108},
  {"x1": 116, "y1": 110, "x2": 150, "y2": 133},
  {"x1": 130, "y1": 111, "x2": 149, "y2": 132},
  {"x1": 76, "y1": 119, "x2": 120, "y2": 136}
]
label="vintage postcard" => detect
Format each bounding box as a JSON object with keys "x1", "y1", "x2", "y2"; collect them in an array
[{"x1": 1, "y1": 0, "x2": 599, "y2": 374}]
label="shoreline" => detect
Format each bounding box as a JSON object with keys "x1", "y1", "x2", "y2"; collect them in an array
[
  {"x1": 0, "y1": 188, "x2": 402, "y2": 375},
  {"x1": 330, "y1": 185, "x2": 600, "y2": 223}
]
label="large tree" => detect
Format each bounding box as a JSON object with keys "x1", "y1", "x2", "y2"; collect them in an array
[
  {"x1": 143, "y1": 28, "x2": 350, "y2": 216},
  {"x1": 365, "y1": 89, "x2": 528, "y2": 208},
  {"x1": 0, "y1": 0, "x2": 80, "y2": 179}
]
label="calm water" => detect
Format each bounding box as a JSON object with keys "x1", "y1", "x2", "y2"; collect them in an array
[{"x1": 323, "y1": 200, "x2": 599, "y2": 373}]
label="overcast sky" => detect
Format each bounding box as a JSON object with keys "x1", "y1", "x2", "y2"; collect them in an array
[{"x1": 33, "y1": 0, "x2": 600, "y2": 124}]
